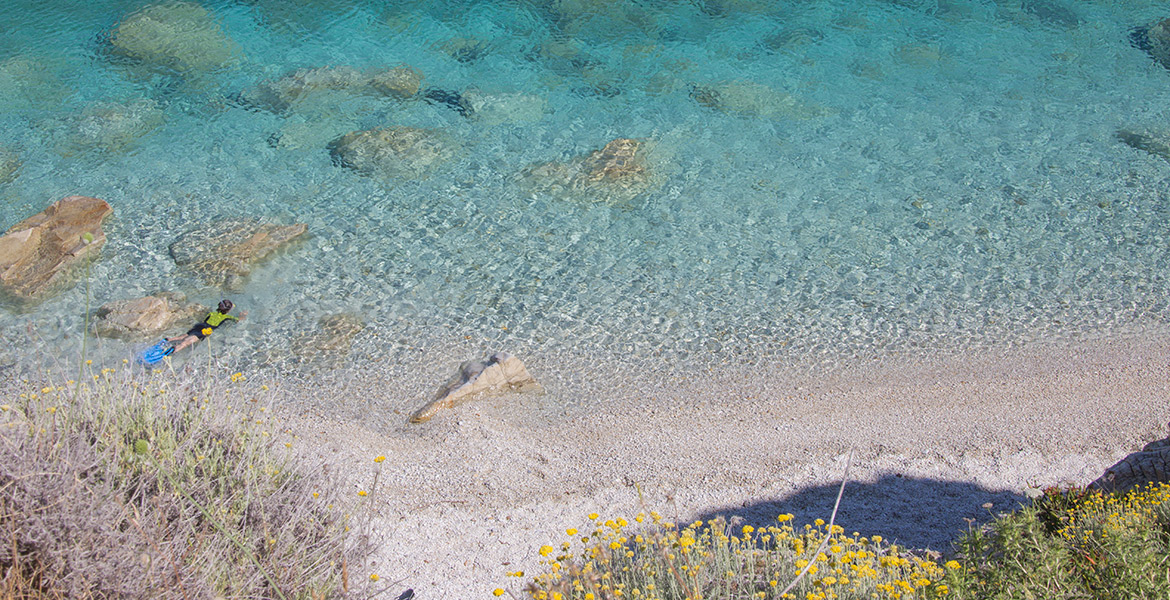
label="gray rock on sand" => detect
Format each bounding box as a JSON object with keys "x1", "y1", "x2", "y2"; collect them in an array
[
  {"x1": 109, "y1": 0, "x2": 241, "y2": 72},
  {"x1": 1116, "y1": 129, "x2": 1170, "y2": 162},
  {"x1": 291, "y1": 313, "x2": 364, "y2": 365},
  {"x1": 0, "y1": 148, "x2": 20, "y2": 184},
  {"x1": 410, "y1": 353, "x2": 540, "y2": 423},
  {"x1": 92, "y1": 293, "x2": 205, "y2": 340},
  {"x1": 0, "y1": 196, "x2": 112, "y2": 303},
  {"x1": 329, "y1": 126, "x2": 455, "y2": 179},
  {"x1": 170, "y1": 219, "x2": 308, "y2": 290},
  {"x1": 242, "y1": 65, "x2": 422, "y2": 112},
  {"x1": 1091, "y1": 431, "x2": 1170, "y2": 493}
]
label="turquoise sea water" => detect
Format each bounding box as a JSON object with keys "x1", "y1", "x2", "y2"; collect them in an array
[{"x1": 2, "y1": 0, "x2": 1170, "y2": 386}]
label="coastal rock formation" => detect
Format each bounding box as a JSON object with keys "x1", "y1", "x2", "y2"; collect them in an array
[
  {"x1": 0, "y1": 148, "x2": 20, "y2": 184},
  {"x1": 329, "y1": 126, "x2": 455, "y2": 179},
  {"x1": 64, "y1": 99, "x2": 165, "y2": 154},
  {"x1": 242, "y1": 65, "x2": 422, "y2": 112},
  {"x1": 410, "y1": 352, "x2": 540, "y2": 423},
  {"x1": 0, "y1": 196, "x2": 112, "y2": 303},
  {"x1": 1091, "y1": 433, "x2": 1170, "y2": 493},
  {"x1": 109, "y1": 1, "x2": 240, "y2": 72},
  {"x1": 462, "y1": 89, "x2": 548, "y2": 125},
  {"x1": 520, "y1": 138, "x2": 663, "y2": 204},
  {"x1": 689, "y1": 81, "x2": 832, "y2": 120},
  {"x1": 170, "y1": 219, "x2": 307, "y2": 289},
  {"x1": 1131, "y1": 18, "x2": 1170, "y2": 70},
  {"x1": 1116, "y1": 129, "x2": 1170, "y2": 162},
  {"x1": 291, "y1": 313, "x2": 364, "y2": 365},
  {"x1": 92, "y1": 293, "x2": 205, "y2": 340}
]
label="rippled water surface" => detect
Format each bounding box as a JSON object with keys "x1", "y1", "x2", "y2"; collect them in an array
[{"x1": 1, "y1": 0, "x2": 1170, "y2": 386}]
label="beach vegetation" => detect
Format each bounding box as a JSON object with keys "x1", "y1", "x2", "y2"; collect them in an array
[
  {"x1": 0, "y1": 364, "x2": 371, "y2": 599},
  {"x1": 512, "y1": 483, "x2": 1170, "y2": 600}
]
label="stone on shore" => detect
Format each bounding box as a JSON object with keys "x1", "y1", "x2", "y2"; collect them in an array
[
  {"x1": 92, "y1": 292, "x2": 205, "y2": 340},
  {"x1": 169, "y1": 219, "x2": 307, "y2": 289},
  {"x1": 329, "y1": 126, "x2": 455, "y2": 179},
  {"x1": 1091, "y1": 434, "x2": 1170, "y2": 493},
  {"x1": 0, "y1": 196, "x2": 112, "y2": 303},
  {"x1": 0, "y1": 148, "x2": 20, "y2": 184},
  {"x1": 109, "y1": 1, "x2": 241, "y2": 72},
  {"x1": 689, "y1": 81, "x2": 832, "y2": 120},
  {"x1": 410, "y1": 352, "x2": 540, "y2": 423},
  {"x1": 291, "y1": 313, "x2": 364, "y2": 365}
]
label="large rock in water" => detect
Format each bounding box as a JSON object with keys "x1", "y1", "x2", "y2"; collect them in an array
[
  {"x1": 109, "y1": 1, "x2": 240, "y2": 72},
  {"x1": 0, "y1": 148, "x2": 20, "y2": 184},
  {"x1": 63, "y1": 99, "x2": 165, "y2": 154},
  {"x1": 410, "y1": 352, "x2": 540, "y2": 423},
  {"x1": 329, "y1": 126, "x2": 455, "y2": 179},
  {"x1": 0, "y1": 196, "x2": 112, "y2": 303},
  {"x1": 1091, "y1": 432, "x2": 1170, "y2": 493},
  {"x1": 1132, "y1": 18, "x2": 1170, "y2": 71},
  {"x1": 170, "y1": 219, "x2": 307, "y2": 289},
  {"x1": 241, "y1": 65, "x2": 422, "y2": 113},
  {"x1": 520, "y1": 138, "x2": 662, "y2": 204},
  {"x1": 291, "y1": 313, "x2": 364, "y2": 365},
  {"x1": 92, "y1": 293, "x2": 205, "y2": 340}
]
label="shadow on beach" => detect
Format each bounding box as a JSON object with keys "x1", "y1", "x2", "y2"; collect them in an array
[{"x1": 695, "y1": 474, "x2": 1029, "y2": 553}]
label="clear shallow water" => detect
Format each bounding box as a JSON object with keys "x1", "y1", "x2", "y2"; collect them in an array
[{"x1": 1, "y1": 0, "x2": 1170, "y2": 385}]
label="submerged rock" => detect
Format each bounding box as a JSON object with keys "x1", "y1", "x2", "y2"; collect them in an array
[
  {"x1": 521, "y1": 138, "x2": 667, "y2": 205},
  {"x1": 1117, "y1": 129, "x2": 1170, "y2": 162},
  {"x1": 410, "y1": 352, "x2": 540, "y2": 423},
  {"x1": 1131, "y1": 18, "x2": 1170, "y2": 71},
  {"x1": 1091, "y1": 433, "x2": 1170, "y2": 493},
  {"x1": 291, "y1": 313, "x2": 364, "y2": 365},
  {"x1": 422, "y1": 88, "x2": 471, "y2": 116},
  {"x1": 0, "y1": 196, "x2": 112, "y2": 303},
  {"x1": 329, "y1": 126, "x2": 455, "y2": 179},
  {"x1": 0, "y1": 57, "x2": 69, "y2": 112},
  {"x1": 63, "y1": 99, "x2": 165, "y2": 154},
  {"x1": 690, "y1": 81, "x2": 832, "y2": 120},
  {"x1": 109, "y1": 1, "x2": 240, "y2": 72},
  {"x1": 0, "y1": 148, "x2": 20, "y2": 184},
  {"x1": 1021, "y1": 0, "x2": 1081, "y2": 28},
  {"x1": 462, "y1": 89, "x2": 548, "y2": 125},
  {"x1": 92, "y1": 292, "x2": 205, "y2": 340},
  {"x1": 242, "y1": 65, "x2": 421, "y2": 112},
  {"x1": 170, "y1": 219, "x2": 307, "y2": 289}
]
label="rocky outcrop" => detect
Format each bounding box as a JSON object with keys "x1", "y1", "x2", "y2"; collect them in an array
[
  {"x1": 1131, "y1": 18, "x2": 1170, "y2": 71},
  {"x1": 1091, "y1": 432, "x2": 1170, "y2": 493},
  {"x1": 92, "y1": 293, "x2": 204, "y2": 340},
  {"x1": 329, "y1": 126, "x2": 455, "y2": 179},
  {"x1": 291, "y1": 313, "x2": 364, "y2": 364},
  {"x1": 689, "y1": 81, "x2": 832, "y2": 120},
  {"x1": 1117, "y1": 129, "x2": 1170, "y2": 162},
  {"x1": 410, "y1": 353, "x2": 540, "y2": 423},
  {"x1": 64, "y1": 99, "x2": 164, "y2": 154},
  {"x1": 169, "y1": 219, "x2": 307, "y2": 289},
  {"x1": 242, "y1": 65, "x2": 422, "y2": 112},
  {"x1": 109, "y1": 1, "x2": 240, "y2": 72},
  {"x1": 0, "y1": 196, "x2": 112, "y2": 303},
  {"x1": 0, "y1": 148, "x2": 20, "y2": 184},
  {"x1": 520, "y1": 138, "x2": 663, "y2": 204}
]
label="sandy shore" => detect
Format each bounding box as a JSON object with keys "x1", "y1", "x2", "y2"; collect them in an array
[{"x1": 285, "y1": 329, "x2": 1170, "y2": 600}]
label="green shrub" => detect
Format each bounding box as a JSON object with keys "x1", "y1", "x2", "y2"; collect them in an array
[{"x1": 0, "y1": 365, "x2": 368, "y2": 599}]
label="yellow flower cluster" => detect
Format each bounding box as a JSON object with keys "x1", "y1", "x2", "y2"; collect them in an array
[
  {"x1": 510, "y1": 512, "x2": 952, "y2": 600},
  {"x1": 1052, "y1": 482, "x2": 1170, "y2": 549}
]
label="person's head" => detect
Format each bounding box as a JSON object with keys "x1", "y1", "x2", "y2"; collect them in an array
[{"x1": 218, "y1": 299, "x2": 233, "y2": 313}]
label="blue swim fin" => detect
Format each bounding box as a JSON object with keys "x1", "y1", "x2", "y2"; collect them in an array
[{"x1": 139, "y1": 339, "x2": 174, "y2": 366}]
